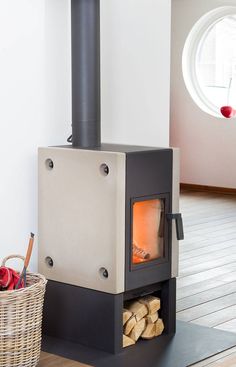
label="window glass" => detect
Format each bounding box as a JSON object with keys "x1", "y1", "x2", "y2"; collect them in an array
[
  {"x1": 182, "y1": 7, "x2": 236, "y2": 117},
  {"x1": 196, "y1": 15, "x2": 236, "y2": 109}
]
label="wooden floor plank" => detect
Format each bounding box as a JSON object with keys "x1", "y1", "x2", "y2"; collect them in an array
[
  {"x1": 177, "y1": 293, "x2": 236, "y2": 322},
  {"x1": 177, "y1": 190, "x2": 236, "y2": 344},
  {"x1": 201, "y1": 353, "x2": 236, "y2": 366},
  {"x1": 184, "y1": 216, "x2": 236, "y2": 232},
  {"x1": 177, "y1": 282, "x2": 236, "y2": 312},
  {"x1": 180, "y1": 254, "x2": 236, "y2": 277},
  {"x1": 180, "y1": 246, "x2": 236, "y2": 267},
  {"x1": 180, "y1": 239, "x2": 236, "y2": 258},
  {"x1": 183, "y1": 206, "x2": 236, "y2": 221},
  {"x1": 184, "y1": 209, "x2": 236, "y2": 226},
  {"x1": 177, "y1": 278, "x2": 227, "y2": 300},
  {"x1": 215, "y1": 319, "x2": 236, "y2": 333},
  {"x1": 38, "y1": 352, "x2": 91, "y2": 367},
  {"x1": 192, "y1": 305, "x2": 236, "y2": 328},
  {"x1": 187, "y1": 221, "x2": 236, "y2": 238},
  {"x1": 190, "y1": 348, "x2": 236, "y2": 366},
  {"x1": 178, "y1": 264, "x2": 236, "y2": 288}
]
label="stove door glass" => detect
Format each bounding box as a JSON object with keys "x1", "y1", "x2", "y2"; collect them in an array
[{"x1": 132, "y1": 198, "x2": 164, "y2": 265}]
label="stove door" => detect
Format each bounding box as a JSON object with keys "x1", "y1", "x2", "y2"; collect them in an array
[{"x1": 125, "y1": 149, "x2": 173, "y2": 291}]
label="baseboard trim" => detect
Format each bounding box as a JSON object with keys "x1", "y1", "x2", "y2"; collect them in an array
[{"x1": 180, "y1": 183, "x2": 236, "y2": 195}]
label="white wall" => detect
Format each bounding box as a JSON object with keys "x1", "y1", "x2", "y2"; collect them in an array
[
  {"x1": 0, "y1": 0, "x2": 44, "y2": 271},
  {"x1": 44, "y1": 0, "x2": 172, "y2": 149},
  {"x1": 0, "y1": 1, "x2": 68, "y2": 271},
  {"x1": 101, "y1": 0, "x2": 171, "y2": 146},
  {"x1": 0, "y1": 0, "x2": 171, "y2": 271},
  {"x1": 171, "y1": 0, "x2": 236, "y2": 188},
  {"x1": 44, "y1": 0, "x2": 71, "y2": 144},
  {"x1": 46, "y1": 0, "x2": 172, "y2": 147}
]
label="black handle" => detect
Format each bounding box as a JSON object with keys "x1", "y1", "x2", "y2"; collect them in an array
[{"x1": 167, "y1": 213, "x2": 184, "y2": 240}]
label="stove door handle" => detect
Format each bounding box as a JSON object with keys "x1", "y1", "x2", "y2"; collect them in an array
[{"x1": 167, "y1": 213, "x2": 184, "y2": 241}]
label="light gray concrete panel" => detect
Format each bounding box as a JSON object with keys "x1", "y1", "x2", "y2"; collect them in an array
[{"x1": 38, "y1": 147, "x2": 126, "y2": 294}]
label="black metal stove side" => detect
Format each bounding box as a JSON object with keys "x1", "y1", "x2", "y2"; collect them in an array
[{"x1": 43, "y1": 278, "x2": 176, "y2": 354}]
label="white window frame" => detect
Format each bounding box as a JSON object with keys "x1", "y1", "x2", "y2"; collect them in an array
[{"x1": 182, "y1": 6, "x2": 236, "y2": 118}]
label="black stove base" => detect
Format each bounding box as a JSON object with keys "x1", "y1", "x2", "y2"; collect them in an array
[
  {"x1": 43, "y1": 279, "x2": 176, "y2": 354},
  {"x1": 42, "y1": 321, "x2": 236, "y2": 367}
]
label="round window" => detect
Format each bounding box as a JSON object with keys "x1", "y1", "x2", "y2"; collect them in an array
[{"x1": 182, "y1": 6, "x2": 236, "y2": 118}]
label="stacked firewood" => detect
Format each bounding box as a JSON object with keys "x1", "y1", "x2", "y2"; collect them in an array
[{"x1": 123, "y1": 295, "x2": 164, "y2": 348}]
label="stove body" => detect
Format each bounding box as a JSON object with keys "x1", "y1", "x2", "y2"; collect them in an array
[{"x1": 38, "y1": 144, "x2": 181, "y2": 353}]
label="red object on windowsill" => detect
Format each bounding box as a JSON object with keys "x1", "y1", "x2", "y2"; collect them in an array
[
  {"x1": 220, "y1": 106, "x2": 236, "y2": 118},
  {"x1": 0, "y1": 266, "x2": 24, "y2": 291}
]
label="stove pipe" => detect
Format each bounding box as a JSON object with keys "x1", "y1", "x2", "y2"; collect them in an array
[{"x1": 71, "y1": 0, "x2": 101, "y2": 148}]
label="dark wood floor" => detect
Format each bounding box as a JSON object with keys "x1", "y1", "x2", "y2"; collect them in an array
[
  {"x1": 39, "y1": 352, "x2": 90, "y2": 366},
  {"x1": 177, "y1": 191, "x2": 236, "y2": 334}
]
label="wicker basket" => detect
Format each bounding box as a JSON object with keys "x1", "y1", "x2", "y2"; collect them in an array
[{"x1": 0, "y1": 255, "x2": 47, "y2": 367}]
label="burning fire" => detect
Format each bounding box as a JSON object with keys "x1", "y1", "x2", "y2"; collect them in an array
[{"x1": 132, "y1": 199, "x2": 163, "y2": 264}]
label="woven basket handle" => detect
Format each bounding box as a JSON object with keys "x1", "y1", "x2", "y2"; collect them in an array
[{"x1": 1, "y1": 254, "x2": 25, "y2": 267}]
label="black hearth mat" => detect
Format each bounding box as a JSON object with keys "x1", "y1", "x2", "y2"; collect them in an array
[{"x1": 42, "y1": 321, "x2": 236, "y2": 367}]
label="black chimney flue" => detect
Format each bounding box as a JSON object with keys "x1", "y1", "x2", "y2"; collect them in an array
[{"x1": 71, "y1": 0, "x2": 101, "y2": 148}]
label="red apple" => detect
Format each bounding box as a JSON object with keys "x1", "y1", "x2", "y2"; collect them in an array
[{"x1": 220, "y1": 106, "x2": 236, "y2": 118}]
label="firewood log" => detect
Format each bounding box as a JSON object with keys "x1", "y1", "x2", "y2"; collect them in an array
[
  {"x1": 123, "y1": 309, "x2": 132, "y2": 326},
  {"x1": 139, "y1": 295, "x2": 160, "y2": 314},
  {"x1": 124, "y1": 315, "x2": 137, "y2": 335},
  {"x1": 133, "y1": 242, "x2": 150, "y2": 260},
  {"x1": 129, "y1": 318, "x2": 146, "y2": 342},
  {"x1": 141, "y1": 323, "x2": 156, "y2": 339},
  {"x1": 123, "y1": 334, "x2": 135, "y2": 348},
  {"x1": 155, "y1": 318, "x2": 164, "y2": 336},
  {"x1": 126, "y1": 301, "x2": 148, "y2": 321},
  {"x1": 146, "y1": 312, "x2": 158, "y2": 324}
]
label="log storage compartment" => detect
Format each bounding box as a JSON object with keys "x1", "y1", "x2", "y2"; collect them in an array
[{"x1": 122, "y1": 279, "x2": 176, "y2": 349}]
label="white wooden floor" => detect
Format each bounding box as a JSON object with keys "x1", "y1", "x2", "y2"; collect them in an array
[
  {"x1": 178, "y1": 191, "x2": 236, "y2": 332},
  {"x1": 178, "y1": 191, "x2": 236, "y2": 367},
  {"x1": 191, "y1": 346, "x2": 236, "y2": 367}
]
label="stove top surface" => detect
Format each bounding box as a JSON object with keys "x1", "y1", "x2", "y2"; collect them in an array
[{"x1": 54, "y1": 143, "x2": 171, "y2": 154}]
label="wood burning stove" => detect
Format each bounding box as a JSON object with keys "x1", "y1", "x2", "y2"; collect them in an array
[
  {"x1": 38, "y1": 144, "x2": 182, "y2": 353},
  {"x1": 38, "y1": 0, "x2": 184, "y2": 355}
]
